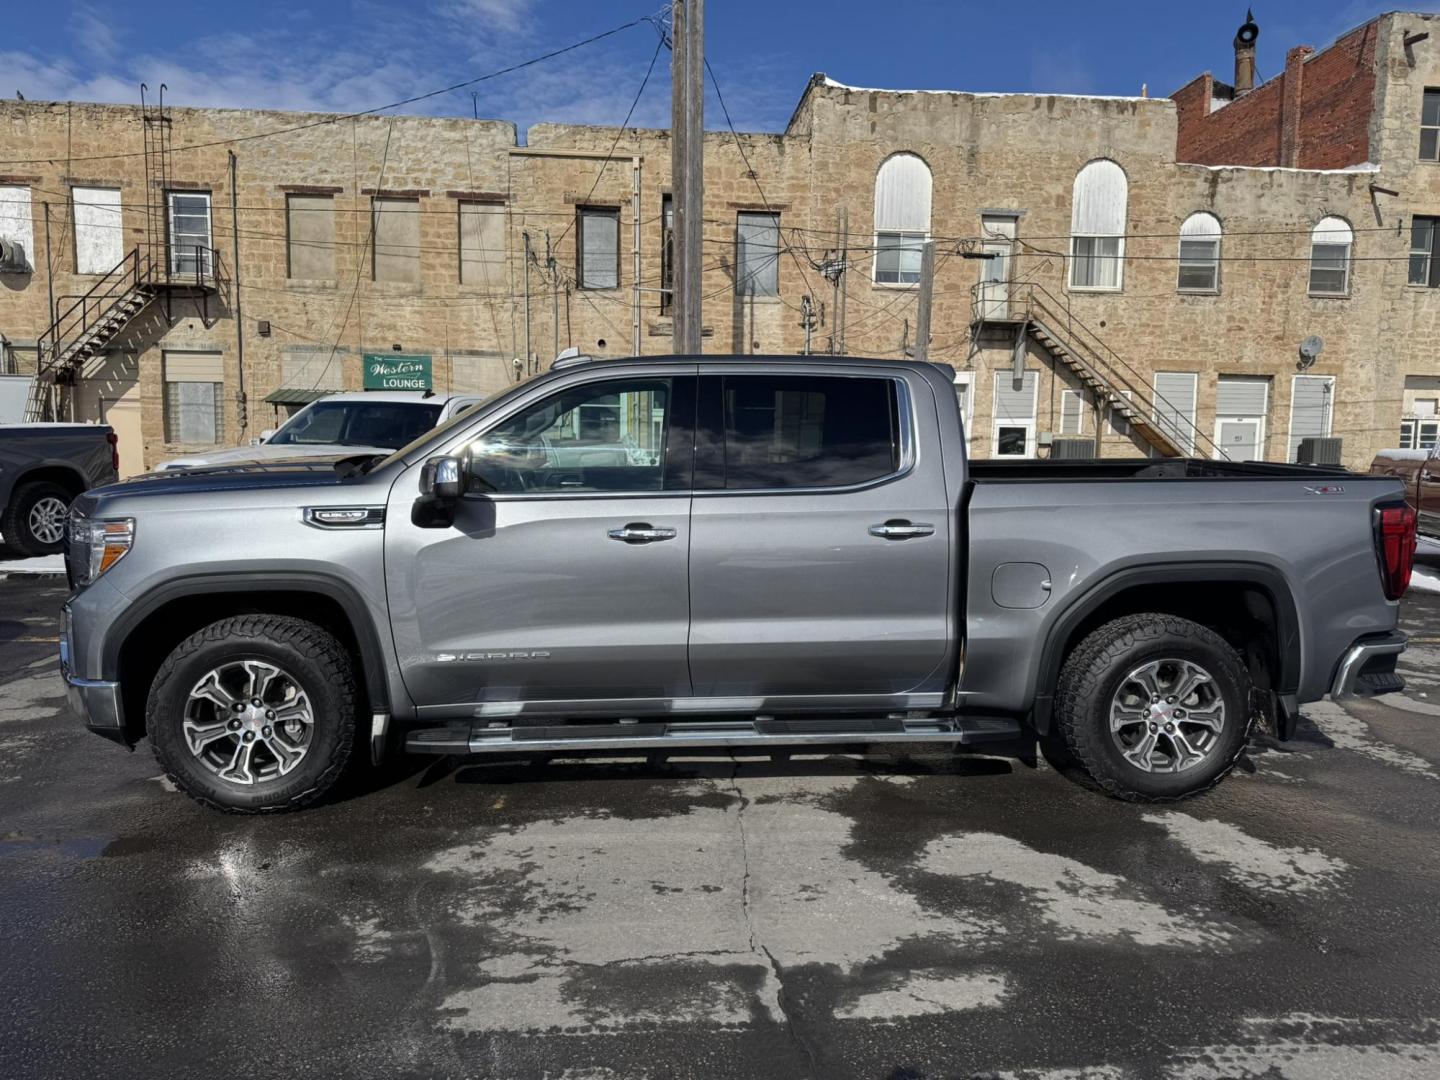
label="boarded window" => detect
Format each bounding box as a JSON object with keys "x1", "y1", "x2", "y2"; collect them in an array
[
  {"x1": 1308, "y1": 216, "x2": 1352, "y2": 296},
  {"x1": 287, "y1": 194, "x2": 336, "y2": 280},
  {"x1": 72, "y1": 186, "x2": 123, "y2": 274},
  {"x1": 577, "y1": 206, "x2": 619, "y2": 289},
  {"x1": 280, "y1": 348, "x2": 344, "y2": 393},
  {"x1": 736, "y1": 211, "x2": 780, "y2": 297},
  {"x1": 163, "y1": 351, "x2": 224, "y2": 444},
  {"x1": 1215, "y1": 375, "x2": 1269, "y2": 417},
  {"x1": 1070, "y1": 159, "x2": 1127, "y2": 289},
  {"x1": 873, "y1": 153, "x2": 932, "y2": 284},
  {"x1": 373, "y1": 197, "x2": 420, "y2": 284},
  {"x1": 1288, "y1": 375, "x2": 1334, "y2": 462},
  {"x1": 0, "y1": 185, "x2": 35, "y2": 267},
  {"x1": 1178, "y1": 212, "x2": 1221, "y2": 292},
  {"x1": 459, "y1": 202, "x2": 505, "y2": 286},
  {"x1": 1152, "y1": 372, "x2": 1198, "y2": 454},
  {"x1": 1060, "y1": 389, "x2": 1085, "y2": 435}
]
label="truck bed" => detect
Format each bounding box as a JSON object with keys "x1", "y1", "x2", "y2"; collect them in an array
[{"x1": 968, "y1": 457, "x2": 1351, "y2": 482}]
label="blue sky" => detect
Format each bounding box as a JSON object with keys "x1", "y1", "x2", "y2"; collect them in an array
[{"x1": 4, "y1": 1, "x2": 1425, "y2": 136}]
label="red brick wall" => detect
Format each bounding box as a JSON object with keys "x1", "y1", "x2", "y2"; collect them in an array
[{"x1": 1172, "y1": 21, "x2": 1378, "y2": 168}]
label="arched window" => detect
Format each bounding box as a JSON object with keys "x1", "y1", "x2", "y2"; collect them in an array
[
  {"x1": 1069, "y1": 159, "x2": 1127, "y2": 290},
  {"x1": 1178, "y1": 212, "x2": 1222, "y2": 292},
  {"x1": 873, "y1": 153, "x2": 932, "y2": 284},
  {"x1": 1309, "y1": 216, "x2": 1353, "y2": 296}
]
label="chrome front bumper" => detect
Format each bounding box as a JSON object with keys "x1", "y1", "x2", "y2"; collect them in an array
[
  {"x1": 59, "y1": 614, "x2": 124, "y2": 736},
  {"x1": 1330, "y1": 631, "x2": 1408, "y2": 699}
]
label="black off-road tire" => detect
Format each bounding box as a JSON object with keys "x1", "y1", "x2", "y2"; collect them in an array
[
  {"x1": 148, "y1": 615, "x2": 358, "y2": 814},
  {"x1": 1054, "y1": 613, "x2": 1253, "y2": 802},
  {"x1": 3, "y1": 480, "x2": 73, "y2": 557}
]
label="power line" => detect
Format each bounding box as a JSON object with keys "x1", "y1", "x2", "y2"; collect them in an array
[{"x1": 0, "y1": 14, "x2": 659, "y2": 166}]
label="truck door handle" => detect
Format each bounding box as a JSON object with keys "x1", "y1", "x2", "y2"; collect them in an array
[
  {"x1": 868, "y1": 520, "x2": 935, "y2": 540},
  {"x1": 607, "y1": 522, "x2": 678, "y2": 544}
]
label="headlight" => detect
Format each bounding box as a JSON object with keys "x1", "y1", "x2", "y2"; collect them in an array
[{"x1": 69, "y1": 517, "x2": 135, "y2": 587}]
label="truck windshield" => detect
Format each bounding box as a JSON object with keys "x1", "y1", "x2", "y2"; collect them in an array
[{"x1": 269, "y1": 401, "x2": 443, "y2": 450}]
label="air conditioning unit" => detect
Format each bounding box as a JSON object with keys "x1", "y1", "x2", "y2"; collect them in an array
[
  {"x1": 1049, "y1": 437, "x2": 1095, "y2": 460},
  {"x1": 0, "y1": 238, "x2": 28, "y2": 273},
  {"x1": 1297, "y1": 436, "x2": 1343, "y2": 466}
]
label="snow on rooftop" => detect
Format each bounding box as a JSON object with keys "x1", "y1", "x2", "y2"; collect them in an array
[
  {"x1": 1180, "y1": 160, "x2": 1380, "y2": 174},
  {"x1": 817, "y1": 75, "x2": 1155, "y2": 103}
]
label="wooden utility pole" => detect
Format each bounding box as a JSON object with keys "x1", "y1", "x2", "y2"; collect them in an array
[
  {"x1": 913, "y1": 240, "x2": 934, "y2": 363},
  {"x1": 670, "y1": 0, "x2": 704, "y2": 354}
]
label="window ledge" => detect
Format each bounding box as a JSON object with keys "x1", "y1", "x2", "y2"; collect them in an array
[
  {"x1": 737, "y1": 294, "x2": 784, "y2": 304},
  {"x1": 871, "y1": 281, "x2": 919, "y2": 291},
  {"x1": 1067, "y1": 285, "x2": 1124, "y2": 294},
  {"x1": 1177, "y1": 288, "x2": 1220, "y2": 296},
  {"x1": 577, "y1": 285, "x2": 622, "y2": 293},
  {"x1": 286, "y1": 278, "x2": 339, "y2": 289},
  {"x1": 1306, "y1": 291, "x2": 1351, "y2": 299}
]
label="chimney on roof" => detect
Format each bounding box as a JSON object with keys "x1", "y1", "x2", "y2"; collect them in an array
[{"x1": 1234, "y1": 9, "x2": 1260, "y2": 95}]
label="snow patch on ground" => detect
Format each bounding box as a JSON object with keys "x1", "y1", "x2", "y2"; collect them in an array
[
  {"x1": 1304, "y1": 701, "x2": 1438, "y2": 780},
  {"x1": 1412, "y1": 568, "x2": 1440, "y2": 595},
  {"x1": 921, "y1": 832, "x2": 1231, "y2": 949},
  {"x1": 834, "y1": 971, "x2": 1008, "y2": 1020},
  {"x1": 1142, "y1": 813, "x2": 1348, "y2": 895}
]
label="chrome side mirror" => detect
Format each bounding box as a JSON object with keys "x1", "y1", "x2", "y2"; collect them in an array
[{"x1": 420, "y1": 455, "x2": 466, "y2": 502}]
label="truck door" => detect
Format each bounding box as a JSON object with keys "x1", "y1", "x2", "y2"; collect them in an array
[
  {"x1": 385, "y1": 373, "x2": 696, "y2": 716},
  {"x1": 686, "y1": 369, "x2": 953, "y2": 702}
]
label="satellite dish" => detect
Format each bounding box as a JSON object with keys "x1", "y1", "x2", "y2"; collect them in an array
[{"x1": 1298, "y1": 335, "x2": 1324, "y2": 368}]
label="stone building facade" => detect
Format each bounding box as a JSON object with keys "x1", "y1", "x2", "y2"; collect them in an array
[{"x1": 2, "y1": 10, "x2": 1439, "y2": 473}]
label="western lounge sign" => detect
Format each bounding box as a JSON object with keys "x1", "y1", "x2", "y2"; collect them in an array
[{"x1": 363, "y1": 354, "x2": 432, "y2": 390}]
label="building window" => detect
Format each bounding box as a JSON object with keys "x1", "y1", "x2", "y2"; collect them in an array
[
  {"x1": 372, "y1": 197, "x2": 420, "y2": 284},
  {"x1": 286, "y1": 194, "x2": 336, "y2": 280},
  {"x1": 1308, "y1": 216, "x2": 1353, "y2": 296},
  {"x1": 458, "y1": 201, "x2": 505, "y2": 286},
  {"x1": 660, "y1": 194, "x2": 674, "y2": 314},
  {"x1": 1288, "y1": 374, "x2": 1335, "y2": 462},
  {"x1": 577, "y1": 206, "x2": 619, "y2": 289},
  {"x1": 163, "y1": 351, "x2": 224, "y2": 445},
  {"x1": 1410, "y1": 216, "x2": 1440, "y2": 287},
  {"x1": 954, "y1": 370, "x2": 974, "y2": 444},
  {"x1": 0, "y1": 184, "x2": 35, "y2": 268},
  {"x1": 873, "y1": 152, "x2": 932, "y2": 285},
  {"x1": 1069, "y1": 159, "x2": 1127, "y2": 290},
  {"x1": 993, "y1": 371, "x2": 1038, "y2": 458},
  {"x1": 1400, "y1": 418, "x2": 1440, "y2": 449},
  {"x1": 167, "y1": 191, "x2": 212, "y2": 278},
  {"x1": 736, "y1": 211, "x2": 780, "y2": 297},
  {"x1": 1178, "y1": 211, "x2": 1222, "y2": 292},
  {"x1": 1152, "y1": 372, "x2": 1199, "y2": 454},
  {"x1": 72, "y1": 186, "x2": 123, "y2": 275},
  {"x1": 1422, "y1": 89, "x2": 1440, "y2": 160}
]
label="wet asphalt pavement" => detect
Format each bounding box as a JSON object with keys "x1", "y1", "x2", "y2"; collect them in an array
[{"x1": 3, "y1": 572, "x2": 1440, "y2": 1080}]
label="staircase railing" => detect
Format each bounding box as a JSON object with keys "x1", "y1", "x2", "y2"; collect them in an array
[
  {"x1": 971, "y1": 279, "x2": 1227, "y2": 460},
  {"x1": 36, "y1": 247, "x2": 150, "y2": 377}
]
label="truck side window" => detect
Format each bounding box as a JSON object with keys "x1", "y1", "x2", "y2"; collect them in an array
[
  {"x1": 467, "y1": 378, "x2": 671, "y2": 494},
  {"x1": 720, "y1": 375, "x2": 900, "y2": 490}
]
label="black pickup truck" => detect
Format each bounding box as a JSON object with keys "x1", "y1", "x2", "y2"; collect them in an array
[{"x1": 0, "y1": 423, "x2": 119, "y2": 556}]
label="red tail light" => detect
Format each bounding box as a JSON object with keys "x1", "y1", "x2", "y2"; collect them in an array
[
  {"x1": 1377, "y1": 503, "x2": 1418, "y2": 600},
  {"x1": 105, "y1": 430, "x2": 119, "y2": 471}
]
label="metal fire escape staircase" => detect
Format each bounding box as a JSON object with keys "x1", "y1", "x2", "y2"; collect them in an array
[
  {"x1": 970, "y1": 280, "x2": 1223, "y2": 459},
  {"x1": 23, "y1": 83, "x2": 220, "y2": 422}
]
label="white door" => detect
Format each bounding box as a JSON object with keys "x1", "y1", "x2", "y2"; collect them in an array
[
  {"x1": 978, "y1": 215, "x2": 1016, "y2": 320},
  {"x1": 168, "y1": 192, "x2": 213, "y2": 278},
  {"x1": 1214, "y1": 374, "x2": 1270, "y2": 461},
  {"x1": 993, "y1": 370, "x2": 1037, "y2": 458}
]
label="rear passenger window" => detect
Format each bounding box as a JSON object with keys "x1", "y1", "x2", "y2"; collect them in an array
[{"x1": 720, "y1": 375, "x2": 900, "y2": 489}]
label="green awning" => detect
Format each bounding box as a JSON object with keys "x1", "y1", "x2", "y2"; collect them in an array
[{"x1": 264, "y1": 388, "x2": 329, "y2": 405}]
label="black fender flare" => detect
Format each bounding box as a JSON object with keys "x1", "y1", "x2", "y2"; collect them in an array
[
  {"x1": 102, "y1": 571, "x2": 392, "y2": 714},
  {"x1": 1030, "y1": 561, "x2": 1302, "y2": 733}
]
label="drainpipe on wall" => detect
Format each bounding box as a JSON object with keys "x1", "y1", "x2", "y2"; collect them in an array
[{"x1": 229, "y1": 151, "x2": 247, "y2": 433}]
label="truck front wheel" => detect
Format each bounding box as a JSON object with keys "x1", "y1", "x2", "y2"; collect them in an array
[
  {"x1": 147, "y1": 615, "x2": 358, "y2": 813},
  {"x1": 1054, "y1": 613, "x2": 1252, "y2": 801}
]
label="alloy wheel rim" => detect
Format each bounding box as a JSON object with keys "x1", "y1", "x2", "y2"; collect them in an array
[
  {"x1": 182, "y1": 660, "x2": 314, "y2": 786},
  {"x1": 1108, "y1": 657, "x2": 1226, "y2": 774},
  {"x1": 28, "y1": 496, "x2": 68, "y2": 545}
]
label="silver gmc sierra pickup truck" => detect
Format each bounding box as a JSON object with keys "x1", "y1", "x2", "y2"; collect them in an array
[{"x1": 60, "y1": 356, "x2": 1418, "y2": 813}]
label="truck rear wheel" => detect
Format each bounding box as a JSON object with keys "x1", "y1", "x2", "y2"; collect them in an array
[
  {"x1": 1054, "y1": 613, "x2": 1252, "y2": 801},
  {"x1": 147, "y1": 615, "x2": 358, "y2": 814},
  {"x1": 3, "y1": 479, "x2": 73, "y2": 557}
]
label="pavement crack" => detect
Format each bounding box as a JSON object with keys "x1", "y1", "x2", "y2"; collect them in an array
[{"x1": 727, "y1": 758, "x2": 821, "y2": 1080}]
